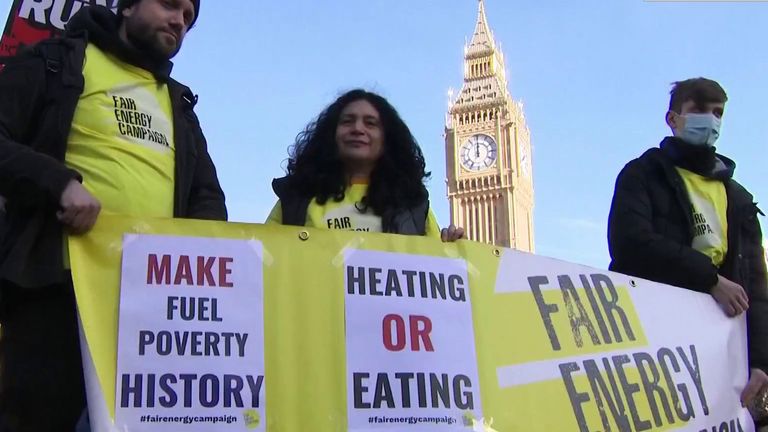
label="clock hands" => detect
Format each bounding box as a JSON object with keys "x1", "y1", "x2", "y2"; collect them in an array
[{"x1": 462, "y1": 135, "x2": 497, "y2": 171}]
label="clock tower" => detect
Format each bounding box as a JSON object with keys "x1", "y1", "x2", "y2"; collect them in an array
[{"x1": 445, "y1": 0, "x2": 534, "y2": 251}]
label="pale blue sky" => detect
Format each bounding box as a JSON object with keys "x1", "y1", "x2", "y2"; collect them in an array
[{"x1": 2, "y1": 0, "x2": 767, "y2": 269}]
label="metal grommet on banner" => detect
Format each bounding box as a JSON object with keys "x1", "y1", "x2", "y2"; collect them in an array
[
  {"x1": 493, "y1": 249, "x2": 501, "y2": 257},
  {"x1": 630, "y1": 280, "x2": 637, "y2": 287},
  {"x1": 298, "y1": 231, "x2": 310, "y2": 241}
]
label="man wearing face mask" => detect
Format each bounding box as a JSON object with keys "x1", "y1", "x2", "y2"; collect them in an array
[{"x1": 608, "y1": 78, "x2": 768, "y2": 423}]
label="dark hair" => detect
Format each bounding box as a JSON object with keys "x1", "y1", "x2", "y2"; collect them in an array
[
  {"x1": 285, "y1": 89, "x2": 430, "y2": 216},
  {"x1": 669, "y1": 78, "x2": 728, "y2": 113},
  {"x1": 117, "y1": 0, "x2": 200, "y2": 27}
]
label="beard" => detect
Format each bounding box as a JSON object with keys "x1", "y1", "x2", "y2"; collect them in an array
[{"x1": 123, "y1": 18, "x2": 182, "y2": 62}]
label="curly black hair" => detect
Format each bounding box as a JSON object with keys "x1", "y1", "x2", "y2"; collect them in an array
[{"x1": 285, "y1": 89, "x2": 431, "y2": 216}]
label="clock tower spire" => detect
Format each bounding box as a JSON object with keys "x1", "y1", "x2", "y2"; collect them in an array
[{"x1": 445, "y1": 0, "x2": 534, "y2": 250}]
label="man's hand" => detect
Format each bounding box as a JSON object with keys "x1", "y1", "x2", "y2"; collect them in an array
[
  {"x1": 742, "y1": 368, "x2": 768, "y2": 410},
  {"x1": 57, "y1": 179, "x2": 101, "y2": 234},
  {"x1": 441, "y1": 225, "x2": 465, "y2": 243},
  {"x1": 710, "y1": 275, "x2": 749, "y2": 317}
]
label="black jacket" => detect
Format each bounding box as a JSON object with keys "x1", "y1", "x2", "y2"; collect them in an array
[
  {"x1": 0, "y1": 6, "x2": 226, "y2": 288},
  {"x1": 271, "y1": 177, "x2": 428, "y2": 235},
  {"x1": 608, "y1": 139, "x2": 768, "y2": 372}
]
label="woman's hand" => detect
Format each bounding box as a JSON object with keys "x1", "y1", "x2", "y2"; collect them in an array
[{"x1": 441, "y1": 225, "x2": 465, "y2": 242}]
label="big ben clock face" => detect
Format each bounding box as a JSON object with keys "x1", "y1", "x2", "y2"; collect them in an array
[{"x1": 460, "y1": 134, "x2": 498, "y2": 171}]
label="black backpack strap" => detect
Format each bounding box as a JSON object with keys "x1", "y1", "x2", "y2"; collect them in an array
[
  {"x1": 3, "y1": 38, "x2": 85, "y2": 158},
  {"x1": 2, "y1": 38, "x2": 77, "y2": 106},
  {"x1": 32, "y1": 39, "x2": 72, "y2": 104}
]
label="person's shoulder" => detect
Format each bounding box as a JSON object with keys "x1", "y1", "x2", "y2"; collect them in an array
[
  {"x1": 2, "y1": 37, "x2": 67, "y2": 68},
  {"x1": 633, "y1": 147, "x2": 664, "y2": 165},
  {"x1": 0, "y1": 37, "x2": 85, "y2": 90},
  {"x1": 167, "y1": 76, "x2": 192, "y2": 93},
  {"x1": 271, "y1": 176, "x2": 291, "y2": 196},
  {"x1": 618, "y1": 147, "x2": 664, "y2": 176},
  {"x1": 27, "y1": 35, "x2": 84, "y2": 58},
  {"x1": 727, "y1": 178, "x2": 755, "y2": 203}
]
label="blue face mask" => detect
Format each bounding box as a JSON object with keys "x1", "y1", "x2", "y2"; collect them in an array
[{"x1": 676, "y1": 113, "x2": 721, "y2": 147}]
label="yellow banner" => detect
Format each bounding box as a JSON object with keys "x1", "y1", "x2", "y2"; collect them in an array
[{"x1": 70, "y1": 214, "x2": 751, "y2": 432}]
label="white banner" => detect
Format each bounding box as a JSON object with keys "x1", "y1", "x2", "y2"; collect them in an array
[
  {"x1": 492, "y1": 250, "x2": 754, "y2": 432},
  {"x1": 115, "y1": 234, "x2": 266, "y2": 431},
  {"x1": 344, "y1": 250, "x2": 482, "y2": 431}
]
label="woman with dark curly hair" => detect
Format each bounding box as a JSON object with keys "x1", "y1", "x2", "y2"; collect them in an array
[{"x1": 267, "y1": 89, "x2": 464, "y2": 241}]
